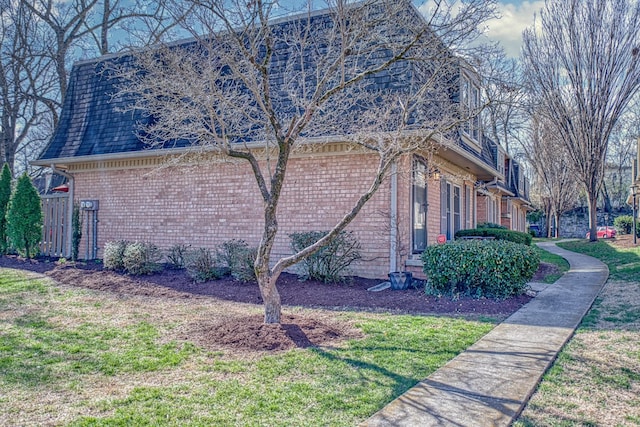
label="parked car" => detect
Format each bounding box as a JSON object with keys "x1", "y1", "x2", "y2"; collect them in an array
[
  {"x1": 528, "y1": 224, "x2": 540, "y2": 237},
  {"x1": 585, "y1": 226, "x2": 617, "y2": 239}
]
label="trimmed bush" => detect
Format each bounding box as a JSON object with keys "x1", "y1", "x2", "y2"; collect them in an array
[
  {"x1": 6, "y1": 173, "x2": 43, "y2": 258},
  {"x1": 167, "y1": 244, "x2": 190, "y2": 269},
  {"x1": 0, "y1": 164, "x2": 12, "y2": 254},
  {"x1": 476, "y1": 222, "x2": 507, "y2": 229},
  {"x1": 186, "y1": 248, "x2": 223, "y2": 283},
  {"x1": 614, "y1": 215, "x2": 633, "y2": 235},
  {"x1": 217, "y1": 239, "x2": 257, "y2": 282},
  {"x1": 455, "y1": 227, "x2": 533, "y2": 246},
  {"x1": 103, "y1": 240, "x2": 128, "y2": 271},
  {"x1": 422, "y1": 240, "x2": 540, "y2": 299},
  {"x1": 290, "y1": 230, "x2": 362, "y2": 283},
  {"x1": 123, "y1": 242, "x2": 163, "y2": 275}
]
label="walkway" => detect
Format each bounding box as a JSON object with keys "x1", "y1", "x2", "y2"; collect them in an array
[{"x1": 361, "y1": 241, "x2": 609, "y2": 426}]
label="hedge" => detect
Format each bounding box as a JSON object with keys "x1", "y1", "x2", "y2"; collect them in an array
[
  {"x1": 455, "y1": 227, "x2": 533, "y2": 246},
  {"x1": 422, "y1": 240, "x2": 540, "y2": 299}
]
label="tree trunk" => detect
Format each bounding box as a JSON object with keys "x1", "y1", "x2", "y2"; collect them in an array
[
  {"x1": 545, "y1": 202, "x2": 553, "y2": 238},
  {"x1": 587, "y1": 191, "x2": 598, "y2": 242},
  {"x1": 600, "y1": 182, "x2": 612, "y2": 213},
  {"x1": 554, "y1": 213, "x2": 560, "y2": 239},
  {"x1": 257, "y1": 271, "x2": 281, "y2": 324}
]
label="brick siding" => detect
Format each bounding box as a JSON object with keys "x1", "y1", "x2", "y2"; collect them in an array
[{"x1": 72, "y1": 152, "x2": 392, "y2": 279}]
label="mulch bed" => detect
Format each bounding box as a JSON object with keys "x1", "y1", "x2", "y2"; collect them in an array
[{"x1": 0, "y1": 255, "x2": 542, "y2": 352}]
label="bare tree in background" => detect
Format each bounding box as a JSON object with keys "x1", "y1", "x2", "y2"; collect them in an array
[
  {"x1": 0, "y1": 1, "x2": 57, "y2": 174},
  {"x1": 110, "y1": 0, "x2": 497, "y2": 324},
  {"x1": 477, "y1": 47, "x2": 526, "y2": 154},
  {"x1": 522, "y1": 0, "x2": 640, "y2": 241},
  {"x1": 524, "y1": 115, "x2": 579, "y2": 238},
  {"x1": 601, "y1": 100, "x2": 640, "y2": 211},
  {"x1": 24, "y1": 0, "x2": 186, "y2": 124}
]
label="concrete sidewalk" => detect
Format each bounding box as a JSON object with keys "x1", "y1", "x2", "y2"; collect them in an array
[{"x1": 362, "y1": 241, "x2": 609, "y2": 426}]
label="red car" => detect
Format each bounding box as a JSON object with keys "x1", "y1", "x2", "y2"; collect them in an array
[{"x1": 586, "y1": 226, "x2": 617, "y2": 239}]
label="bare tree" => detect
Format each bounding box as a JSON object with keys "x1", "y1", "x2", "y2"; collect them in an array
[
  {"x1": 522, "y1": 0, "x2": 640, "y2": 241},
  {"x1": 477, "y1": 47, "x2": 527, "y2": 154},
  {"x1": 0, "y1": 1, "x2": 56, "y2": 174},
  {"x1": 109, "y1": 0, "x2": 497, "y2": 323},
  {"x1": 601, "y1": 100, "x2": 640, "y2": 211},
  {"x1": 523, "y1": 115, "x2": 579, "y2": 238},
  {"x1": 24, "y1": 0, "x2": 187, "y2": 126}
]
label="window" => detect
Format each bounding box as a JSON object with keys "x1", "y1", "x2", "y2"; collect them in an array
[
  {"x1": 497, "y1": 151, "x2": 505, "y2": 176},
  {"x1": 453, "y1": 186, "x2": 461, "y2": 234},
  {"x1": 464, "y1": 185, "x2": 472, "y2": 229},
  {"x1": 440, "y1": 180, "x2": 461, "y2": 240},
  {"x1": 462, "y1": 75, "x2": 481, "y2": 143},
  {"x1": 412, "y1": 160, "x2": 428, "y2": 253}
]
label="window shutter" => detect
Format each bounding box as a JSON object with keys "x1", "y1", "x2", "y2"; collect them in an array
[{"x1": 440, "y1": 179, "x2": 448, "y2": 235}]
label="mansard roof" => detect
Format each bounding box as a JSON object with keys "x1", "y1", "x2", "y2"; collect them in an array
[{"x1": 36, "y1": 1, "x2": 497, "y2": 177}]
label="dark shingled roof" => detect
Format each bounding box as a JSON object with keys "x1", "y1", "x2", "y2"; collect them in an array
[{"x1": 37, "y1": 2, "x2": 496, "y2": 175}]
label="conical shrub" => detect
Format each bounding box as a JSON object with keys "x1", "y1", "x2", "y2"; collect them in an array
[{"x1": 7, "y1": 173, "x2": 42, "y2": 258}]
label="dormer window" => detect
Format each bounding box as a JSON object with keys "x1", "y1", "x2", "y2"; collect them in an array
[
  {"x1": 497, "y1": 151, "x2": 505, "y2": 176},
  {"x1": 461, "y1": 75, "x2": 481, "y2": 143}
]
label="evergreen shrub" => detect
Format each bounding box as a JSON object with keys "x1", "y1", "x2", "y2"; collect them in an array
[
  {"x1": 122, "y1": 242, "x2": 163, "y2": 275},
  {"x1": 422, "y1": 240, "x2": 539, "y2": 299},
  {"x1": 614, "y1": 215, "x2": 633, "y2": 235},
  {"x1": 0, "y1": 164, "x2": 12, "y2": 254},
  {"x1": 6, "y1": 173, "x2": 42, "y2": 258},
  {"x1": 455, "y1": 227, "x2": 533, "y2": 245},
  {"x1": 103, "y1": 240, "x2": 128, "y2": 271},
  {"x1": 72, "y1": 203, "x2": 82, "y2": 261}
]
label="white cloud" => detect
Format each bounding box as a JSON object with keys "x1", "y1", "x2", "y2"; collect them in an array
[{"x1": 485, "y1": 1, "x2": 545, "y2": 57}]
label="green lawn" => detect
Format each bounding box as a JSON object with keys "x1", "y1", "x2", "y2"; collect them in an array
[
  {"x1": 533, "y1": 243, "x2": 570, "y2": 283},
  {"x1": 558, "y1": 239, "x2": 640, "y2": 280},
  {"x1": 515, "y1": 238, "x2": 640, "y2": 426},
  {"x1": 0, "y1": 269, "x2": 494, "y2": 426}
]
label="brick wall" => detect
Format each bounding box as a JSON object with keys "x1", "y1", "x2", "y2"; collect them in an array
[{"x1": 72, "y1": 152, "x2": 392, "y2": 279}]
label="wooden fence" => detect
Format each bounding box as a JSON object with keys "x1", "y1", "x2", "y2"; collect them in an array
[{"x1": 41, "y1": 193, "x2": 70, "y2": 257}]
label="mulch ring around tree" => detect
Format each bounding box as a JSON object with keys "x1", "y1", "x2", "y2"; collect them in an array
[{"x1": 0, "y1": 255, "x2": 538, "y2": 352}]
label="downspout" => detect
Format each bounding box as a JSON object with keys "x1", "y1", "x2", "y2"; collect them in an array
[
  {"x1": 50, "y1": 164, "x2": 74, "y2": 258},
  {"x1": 389, "y1": 161, "x2": 398, "y2": 273}
]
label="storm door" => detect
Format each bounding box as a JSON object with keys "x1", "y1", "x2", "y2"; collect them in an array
[{"x1": 412, "y1": 160, "x2": 428, "y2": 253}]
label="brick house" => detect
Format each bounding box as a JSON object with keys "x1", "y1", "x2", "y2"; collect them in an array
[{"x1": 33, "y1": 3, "x2": 531, "y2": 279}]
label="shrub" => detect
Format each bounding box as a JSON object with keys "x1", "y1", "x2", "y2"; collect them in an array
[
  {"x1": 103, "y1": 241, "x2": 128, "y2": 270},
  {"x1": 71, "y1": 203, "x2": 82, "y2": 261},
  {"x1": 0, "y1": 164, "x2": 12, "y2": 254},
  {"x1": 123, "y1": 242, "x2": 163, "y2": 275},
  {"x1": 289, "y1": 230, "x2": 362, "y2": 283},
  {"x1": 614, "y1": 215, "x2": 633, "y2": 235},
  {"x1": 422, "y1": 240, "x2": 540, "y2": 299},
  {"x1": 217, "y1": 239, "x2": 257, "y2": 282},
  {"x1": 167, "y1": 244, "x2": 190, "y2": 269},
  {"x1": 186, "y1": 247, "x2": 223, "y2": 283},
  {"x1": 476, "y1": 222, "x2": 507, "y2": 229},
  {"x1": 6, "y1": 173, "x2": 43, "y2": 258},
  {"x1": 455, "y1": 227, "x2": 533, "y2": 246}
]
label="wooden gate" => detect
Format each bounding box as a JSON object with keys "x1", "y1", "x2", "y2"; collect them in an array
[{"x1": 41, "y1": 193, "x2": 70, "y2": 257}]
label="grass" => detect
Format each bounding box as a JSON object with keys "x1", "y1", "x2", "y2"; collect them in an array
[
  {"x1": 533, "y1": 243, "x2": 570, "y2": 283},
  {"x1": 0, "y1": 269, "x2": 494, "y2": 426},
  {"x1": 515, "y1": 238, "x2": 640, "y2": 426},
  {"x1": 557, "y1": 239, "x2": 640, "y2": 281}
]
